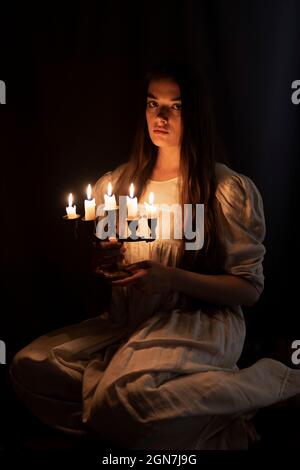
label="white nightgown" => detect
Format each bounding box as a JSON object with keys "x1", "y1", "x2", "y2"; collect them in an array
[{"x1": 10, "y1": 162, "x2": 300, "y2": 450}]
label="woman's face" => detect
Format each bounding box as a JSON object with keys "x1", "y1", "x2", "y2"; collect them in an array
[{"x1": 146, "y1": 78, "x2": 182, "y2": 149}]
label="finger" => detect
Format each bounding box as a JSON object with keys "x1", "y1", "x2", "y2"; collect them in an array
[
  {"x1": 108, "y1": 236, "x2": 118, "y2": 242},
  {"x1": 127, "y1": 261, "x2": 150, "y2": 270},
  {"x1": 100, "y1": 256, "x2": 125, "y2": 266},
  {"x1": 93, "y1": 257, "x2": 118, "y2": 268},
  {"x1": 124, "y1": 268, "x2": 147, "y2": 278},
  {"x1": 93, "y1": 268, "x2": 106, "y2": 277},
  {"x1": 99, "y1": 262, "x2": 117, "y2": 268},
  {"x1": 111, "y1": 272, "x2": 145, "y2": 286},
  {"x1": 99, "y1": 256, "x2": 124, "y2": 266}
]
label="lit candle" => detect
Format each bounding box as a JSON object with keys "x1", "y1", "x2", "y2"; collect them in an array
[
  {"x1": 104, "y1": 182, "x2": 117, "y2": 210},
  {"x1": 148, "y1": 192, "x2": 156, "y2": 218},
  {"x1": 84, "y1": 184, "x2": 96, "y2": 220},
  {"x1": 127, "y1": 183, "x2": 138, "y2": 218},
  {"x1": 66, "y1": 193, "x2": 78, "y2": 219},
  {"x1": 144, "y1": 191, "x2": 157, "y2": 218}
]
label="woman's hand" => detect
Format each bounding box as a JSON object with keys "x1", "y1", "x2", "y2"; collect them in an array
[
  {"x1": 92, "y1": 237, "x2": 126, "y2": 274},
  {"x1": 111, "y1": 259, "x2": 172, "y2": 295}
]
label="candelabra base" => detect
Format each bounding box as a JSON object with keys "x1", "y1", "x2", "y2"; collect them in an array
[
  {"x1": 62, "y1": 214, "x2": 81, "y2": 239},
  {"x1": 62, "y1": 215, "x2": 81, "y2": 220},
  {"x1": 93, "y1": 266, "x2": 134, "y2": 281},
  {"x1": 114, "y1": 237, "x2": 157, "y2": 243}
]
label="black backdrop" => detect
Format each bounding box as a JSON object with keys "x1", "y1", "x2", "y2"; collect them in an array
[{"x1": 1, "y1": 0, "x2": 300, "y2": 452}]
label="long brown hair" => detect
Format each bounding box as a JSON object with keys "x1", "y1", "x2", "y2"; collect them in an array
[{"x1": 114, "y1": 60, "x2": 227, "y2": 282}]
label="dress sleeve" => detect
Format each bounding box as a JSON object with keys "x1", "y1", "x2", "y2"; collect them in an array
[{"x1": 215, "y1": 172, "x2": 266, "y2": 296}]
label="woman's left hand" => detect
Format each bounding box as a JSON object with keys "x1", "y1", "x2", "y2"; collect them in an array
[{"x1": 111, "y1": 260, "x2": 172, "y2": 295}]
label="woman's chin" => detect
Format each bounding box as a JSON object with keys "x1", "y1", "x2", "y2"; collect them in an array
[{"x1": 151, "y1": 135, "x2": 172, "y2": 146}]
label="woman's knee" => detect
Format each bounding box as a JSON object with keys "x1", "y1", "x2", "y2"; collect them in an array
[
  {"x1": 10, "y1": 335, "x2": 83, "y2": 402},
  {"x1": 10, "y1": 341, "x2": 53, "y2": 394}
]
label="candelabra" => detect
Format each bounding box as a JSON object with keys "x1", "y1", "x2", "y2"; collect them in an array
[{"x1": 63, "y1": 209, "x2": 157, "y2": 281}]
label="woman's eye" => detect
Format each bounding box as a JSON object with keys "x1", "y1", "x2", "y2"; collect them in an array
[
  {"x1": 147, "y1": 101, "x2": 181, "y2": 110},
  {"x1": 147, "y1": 101, "x2": 157, "y2": 108},
  {"x1": 172, "y1": 103, "x2": 182, "y2": 110}
]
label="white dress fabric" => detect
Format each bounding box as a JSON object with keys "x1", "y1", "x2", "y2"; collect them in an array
[{"x1": 10, "y1": 163, "x2": 300, "y2": 450}]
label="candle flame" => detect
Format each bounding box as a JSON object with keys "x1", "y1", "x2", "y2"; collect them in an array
[
  {"x1": 129, "y1": 183, "x2": 134, "y2": 198},
  {"x1": 149, "y1": 192, "x2": 154, "y2": 205},
  {"x1": 108, "y1": 182, "x2": 112, "y2": 197},
  {"x1": 87, "y1": 184, "x2": 92, "y2": 200},
  {"x1": 68, "y1": 193, "x2": 73, "y2": 207}
]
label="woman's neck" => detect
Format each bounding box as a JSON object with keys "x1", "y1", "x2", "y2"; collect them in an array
[{"x1": 155, "y1": 147, "x2": 180, "y2": 174}]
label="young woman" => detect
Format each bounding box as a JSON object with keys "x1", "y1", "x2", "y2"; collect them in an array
[{"x1": 10, "y1": 61, "x2": 300, "y2": 450}]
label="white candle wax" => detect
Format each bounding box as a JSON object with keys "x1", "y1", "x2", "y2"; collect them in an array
[
  {"x1": 104, "y1": 182, "x2": 117, "y2": 210},
  {"x1": 84, "y1": 184, "x2": 96, "y2": 220},
  {"x1": 127, "y1": 183, "x2": 138, "y2": 218},
  {"x1": 66, "y1": 193, "x2": 77, "y2": 219},
  {"x1": 144, "y1": 192, "x2": 156, "y2": 218},
  {"x1": 148, "y1": 191, "x2": 156, "y2": 218}
]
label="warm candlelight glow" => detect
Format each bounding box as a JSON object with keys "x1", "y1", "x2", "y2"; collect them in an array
[
  {"x1": 104, "y1": 182, "x2": 117, "y2": 210},
  {"x1": 149, "y1": 192, "x2": 154, "y2": 205},
  {"x1": 144, "y1": 191, "x2": 156, "y2": 219},
  {"x1": 66, "y1": 193, "x2": 77, "y2": 218},
  {"x1": 84, "y1": 184, "x2": 96, "y2": 220},
  {"x1": 127, "y1": 183, "x2": 138, "y2": 218},
  {"x1": 87, "y1": 184, "x2": 92, "y2": 200}
]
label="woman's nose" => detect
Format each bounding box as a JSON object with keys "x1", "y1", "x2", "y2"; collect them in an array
[{"x1": 157, "y1": 108, "x2": 169, "y2": 122}]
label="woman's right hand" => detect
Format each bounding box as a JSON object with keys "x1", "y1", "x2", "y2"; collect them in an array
[{"x1": 91, "y1": 237, "x2": 126, "y2": 273}]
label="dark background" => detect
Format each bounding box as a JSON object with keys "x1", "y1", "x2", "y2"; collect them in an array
[{"x1": 1, "y1": 0, "x2": 300, "y2": 454}]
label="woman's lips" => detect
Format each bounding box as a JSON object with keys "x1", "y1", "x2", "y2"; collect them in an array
[{"x1": 153, "y1": 128, "x2": 169, "y2": 134}]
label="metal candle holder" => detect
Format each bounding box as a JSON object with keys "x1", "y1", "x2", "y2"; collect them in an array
[
  {"x1": 124, "y1": 215, "x2": 157, "y2": 242},
  {"x1": 62, "y1": 214, "x2": 81, "y2": 239}
]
